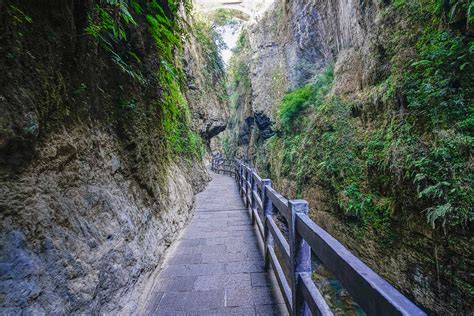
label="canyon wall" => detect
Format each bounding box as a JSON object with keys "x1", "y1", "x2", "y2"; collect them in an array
[
  {"x1": 225, "y1": 0, "x2": 473, "y2": 314},
  {"x1": 0, "y1": 0, "x2": 226, "y2": 313}
]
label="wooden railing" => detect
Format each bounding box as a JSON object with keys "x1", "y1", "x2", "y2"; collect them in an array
[
  {"x1": 231, "y1": 158, "x2": 426, "y2": 316},
  {"x1": 211, "y1": 156, "x2": 237, "y2": 177}
]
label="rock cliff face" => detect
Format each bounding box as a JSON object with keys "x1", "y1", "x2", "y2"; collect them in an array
[
  {"x1": 225, "y1": 0, "x2": 473, "y2": 314},
  {"x1": 228, "y1": 0, "x2": 330, "y2": 157},
  {"x1": 0, "y1": 0, "x2": 226, "y2": 313},
  {"x1": 235, "y1": 0, "x2": 380, "y2": 134},
  {"x1": 0, "y1": 126, "x2": 207, "y2": 314},
  {"x1": 183, "y1": 16, "x2": 227, "y2": 144}
]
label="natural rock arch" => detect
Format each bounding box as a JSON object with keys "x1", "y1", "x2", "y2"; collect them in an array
[{"x1": 196, "y1": 0, "x2": 273, "y2": 20}]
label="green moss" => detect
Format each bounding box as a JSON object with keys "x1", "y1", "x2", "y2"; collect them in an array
[{"x1": 158, "y1": 66, "x2": 205, "y2": 159}]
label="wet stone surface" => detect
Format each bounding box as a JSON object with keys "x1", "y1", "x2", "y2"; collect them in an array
[{"x1": 146, "y1": 171, "x2": 288, "y2": 315}]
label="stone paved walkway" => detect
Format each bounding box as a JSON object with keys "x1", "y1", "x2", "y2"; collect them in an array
[{"x1": 144, "y1": 170, "x2": 287, "y2": 315}]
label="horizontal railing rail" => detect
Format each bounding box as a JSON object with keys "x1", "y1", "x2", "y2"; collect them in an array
[
  {"x1": 228, "y1": 158, "x2": 426, "y2": 316},
  {"x1": 211, "y1": 157, "x2": 237, "y2": 177}
]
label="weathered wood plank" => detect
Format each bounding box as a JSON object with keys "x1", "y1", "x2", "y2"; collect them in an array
[
  {"x1": 252, "y1": 191, "x2": 263, "y2": 212},
  {"x1": 266, "y1": 215, "x2": 290, "y2": 265},
  {"x1": 254, "y1": 208, "x2": 265, "y2": 239},
  {"x1": 296, "y1": 213, "x2": 426, "y2": 316},
  {"x1": 266, "y1": 187, "x2": 291, "y2": 221},
  {"x1": 289, "y1": 200, "x2": 311, "y2": 316},
  {"x1": 253, "y1": 172, "x2": 263, "y2": 189},
  {"x1": 300, "y1": 273, "x2": 333, "y2": 316},
  {"x1": 268, "y1": 246, "x2": 292, "y2": 312}
]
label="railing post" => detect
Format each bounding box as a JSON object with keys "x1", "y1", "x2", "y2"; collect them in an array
[
  {"x1": 248, "y1": 168, "x2": 253, "y2": 209},
  {"x1": 289, "y1": 200, "x2": 311, "y2": 316},
  {"x1": 242, "y1": 166, "x2": 246, "y2": 202},
  {"x1": 239, "y1": 164, "x2": 244, "y2": 197},
  {"x1": 262, "y1": 179, "x2": 273, "y2": 269},
  {"x1": 235, "y1": 160, "x2": 239, "y2": 181},
  {"x1": 250, "y1": 170, "x2": 257, "y2": 224},
  {"x1": 244, "y1": 167, "x2": 248, "y2": 202},
  {"x1": 247, "y1": 168, "x2": 252, "y2": 209}
]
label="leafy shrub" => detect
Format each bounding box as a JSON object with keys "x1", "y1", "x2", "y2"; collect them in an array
[
  {"x1": 404, "y1": 129, "x2": 473, "y2": 227},
  {"x1": 278, "y1": 66, "x2": 334, "y2": 131},
  {"x1": 193, "y1": 17, "x2": 226, "y2": 83},
  {"x1": 406, "y1": 30, "x2": 473, "y2": 131},
  {"x1": 211, "y1": 8, "x2": 239, "y2": 26},
  {"x1": 278, "y1": 84, "x2": 313, "y2": 130},
  {"x1": 393, "y1": 1, "x2": 474, "y2": 227}
]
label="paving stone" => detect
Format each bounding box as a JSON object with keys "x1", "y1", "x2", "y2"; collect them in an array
[
  {"x1": 252, "y1": 287, "x2": 285, "y2": 305},
  {"x1": 153, "y1": 276, "x2": 197, "y2": 292},
  {"x1": 226, "y1": 226, "x2": 255, "y2": 233},
  {"x1": 201, "y1": 251, "x2": 252, "y2": 264},
  {"x1": 232, "y1": 230, "x2": 258, "y2": 237},
  {"x1": 160, "y1": 263, "x2": 226, "y2": 277},
  {"x1": 225, "y1": 288, "x2": 254, "y2": 308},
  {"x1": 226, "y1": 242, "x2": 260, "y2": 254},
  {"x1": 178, "y1": 239, "x2": 206, "y2": 247},
  {"x1": 229, "y1": 219, "x2": 252, "y2": 226},
  {"x1": 205, "y1": 236, "x2": 256, "y2": 246},
  {"x1": 250, "y1": 272, "x2": 274, "y2": 287},
  {"x1": 152, "y1": 310, "x2": 187, "y2": 316},
  {"x1": 188, "y1": 306, "x2": 256, "y2": 315},
  {"x1": 167, "y1": 254, "x2": 202, "y2": 265},
  {"x1": 151, "y1": 170, "x2": 284, "y2": 314},
  {"x1": 255, "y1": 304, "x2": 289, "y2": 316},
  {"x1": 175, "y1": 244, "x2": 226, "y2": 255},
  {"x1": 157, "y1": 290, "x2": 225, "y2": 311},
  {"x1": 226, "y1": 260, "x2": 265, "y2": 274},
  {"x1": 227, "y1": 212, "x2": 250, "y2": 218},
  {"x1": 184, "y1": 231, "x2": 230, "y2": 239},
  {"x1": 194, "y1": 273, "x2": 252, "y2": 290}
]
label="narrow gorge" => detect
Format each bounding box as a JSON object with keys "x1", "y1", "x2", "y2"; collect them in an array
[{"x1": 1, "y1": 0, "x2": 473, "y2": 315}]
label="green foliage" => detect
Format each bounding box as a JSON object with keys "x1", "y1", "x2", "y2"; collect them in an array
[
  {"x1": 269, "y1": 2, "x2": 473, "y2": 236},
  {"x1": 210, "y1": 8, "x2": 239, "y2": 26},
  {"x1": 228, "y1": 55, "x2": 250, "y2": 91},
  {"x1": 391, "y1": 1, "x2": 474, "y2": 227},
  {"x1": 234, "y1": 31, "x2": 249, "y2": 53},
  {"x1": 223, "y1": 135, "x2": 233, "y2": 157},
  {"x1": 8, "y1": 5, "x2": 33, "y2": 24},
  {"x1": 392, "y1": 0, "x2": 474, "y2": 25},
  {"x1": 278, "y1": 84, "x2": 313, "y2": 130},
  {"x1": 4, "y1": 4, "x2": 33, "y2": 39},
  {"x1": 193, "y1": 17, "x2": 226, "y2": 83},
  {"x1": 85, "y1": 0, "x2": 145, "y2": 83},
  {"x1": 404, "y1": 129, "x2": 473, "y2": 227},
  {"x1": 120, "y1": 97, "x2": 137, "y2": 110},
  {"x1": 146, "y1": 1, "x2": 184, "y2": 73},
  {"x1": 85, "y1": 0, "x2": 191, "y2": 84},
  {"x1": 406, "y1": 30, "x2": 473, "y2": 130},
  {"x1": 85, "y1": 0, "x2": 205, "y2": 158},
  {"x1": 158, "y1": 65, "x2": 205, "y2": 158},
  {"x1": 278, "y1": 66, "x2": 334, "y2": 131},
  {"x1": 269, "y1": 0, "x2": 474, "y2": 233},
  {"x1": 273, "y1": 95, "x2": 396, "y2": 244}
]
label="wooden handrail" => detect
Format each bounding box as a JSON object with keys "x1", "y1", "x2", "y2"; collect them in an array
[
  {"x1": 228, "y1": 158, "x2": 427, "y2": 316},
  {"x1": 211, "y1": 156, "x2": 237, "y2": 177}
]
